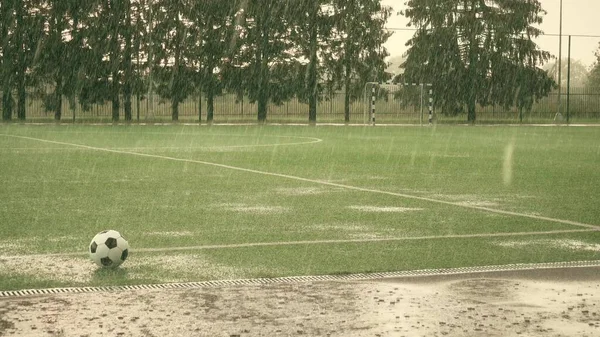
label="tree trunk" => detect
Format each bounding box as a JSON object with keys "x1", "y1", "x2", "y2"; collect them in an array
[
  {"x1": 16, "y1": 0, "x2": 25, "y2": 121},
  {"x1": 1, "y1": 1, "x2": 13, "y2": 121},
  {"x1": 111, "y1": 69, "x2": 120, "y2": 122},
  {"x1": 109, "y1": 0, "x2": 120, "y2": 122},
  {"x1": 344, "y1": 86, "x2": 350, "y2": 123},
  {"x1": 256, "y1": 57, "x2": 269, "y2": 122},
  {"x1": 17, "y1": 76, "x2": 25, "y2": 120},
  {"x1": 257, "y1": 94, "x2": 268, "y2": 123},
  {"x1": 135, "y1": 5, "x2": 142, "y2": 122},
  {"x1": 256, "y1": 58, "x2": 269, "y2": 122},
  {"x1": 198, "y1": 91, "x2": 202, "y2": 123},
  {"x1": 207, "y1": 89, "x2": 214, "y2": 123},
  {"x1": 54, "y1": 75, "x2": 62, "y2": 121},
  {"x1": 344, "y1": 64, "x2": 351, "y2": 124},
  {"x1": 343, "y1": 39, "x2": 353, "y2": 124},
  {"x1": 171, "y1": 98, "x2": 179, "y2": 121},
  {"x1": 466, "y1": 0, "x2": 477, "y2": 124},
  {"x1": 206, "y1": 64, "x2": 214, "y2": 123},
  {"x1": 467, "y1": 101, "x2": 476, "y2": 123},
  {"x1": 70, "y1": 100, "x2": 76, "y2": 123},
  {"x1": 124, "y1": 85, "x2": 132, "y2": 121},
  {"x1": 2, "y1": 90, "x2": 13, "y2": 121},
  {"x1": 257, "y1": 58, "x2": 269, "y2": 124},
  {"x1": 171, "y1": 11, "x2": 181, "y2": 122},
  {"x1": 307, "y1": 2, "x2": 318, "y2": 125},
  {"x1": 256, "y1": 16, "x2": 269, "y2": 123},
  {"x1": 123, "y1": 0, "x2": 133, "y2": 121}
]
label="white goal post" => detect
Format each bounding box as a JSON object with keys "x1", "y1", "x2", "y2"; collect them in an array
[{"x1": 363, "y1": 82, "x2": 433, "y2": 125}]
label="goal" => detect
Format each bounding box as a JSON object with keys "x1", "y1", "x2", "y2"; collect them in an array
[{"x1": 363, "y1": 82, "x2": 433, "y2": 125}]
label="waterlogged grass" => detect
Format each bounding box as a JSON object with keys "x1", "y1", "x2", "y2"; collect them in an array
[
  {"x1": 0, "y1": 124, "x2": 599, "y2": 290},
  {"x1": 1, "y1": 232, "x2": 599, "y2": 291}
]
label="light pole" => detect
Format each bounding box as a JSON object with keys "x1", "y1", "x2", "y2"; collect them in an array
[{"x1": 557, "y1": 0, "x2": 563, "y2": 118}]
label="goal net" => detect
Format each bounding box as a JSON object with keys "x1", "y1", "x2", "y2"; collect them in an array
[{"x1": 363, "y1": 82, "x2": 433, "y2": 125}]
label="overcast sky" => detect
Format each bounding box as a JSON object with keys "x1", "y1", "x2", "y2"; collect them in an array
[{"x1": 383, "y1": 0, "x2": 600, "y2": 68}]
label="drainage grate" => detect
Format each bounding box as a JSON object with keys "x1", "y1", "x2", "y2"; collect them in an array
[{"x1": 1, "y1": 260, "x2": 599, "y2": 298}]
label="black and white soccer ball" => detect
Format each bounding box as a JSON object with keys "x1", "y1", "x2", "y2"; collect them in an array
[{"x1": 89, "y1": 230, "x2": 129, "y2": 268}]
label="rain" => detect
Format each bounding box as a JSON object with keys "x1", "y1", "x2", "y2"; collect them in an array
[{"x1": 1, "y1": 1, "x2": 600, "y2": 336}]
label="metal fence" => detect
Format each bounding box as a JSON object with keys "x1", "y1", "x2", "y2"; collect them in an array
[
  {"x1": 0, "y1": 91, "x2": 366, "y2": 123},
  {"x1": 2, "y1": 88, "x2": 600, "y2": 123},
  {"x1": 435, "y1": 87, "x2": 600, "y2": 123}
]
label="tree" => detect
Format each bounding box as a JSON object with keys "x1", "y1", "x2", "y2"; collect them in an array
[
  {"x1": 37, "y1": 0, "x2": 71, "y2": 120},
  {"x1": 545, "y1": 58, "x2": 589, "y2": 88},
  {"x1": 402, "y1": 0, "x2": 555, "y2": 122},
  {"x1": 107, "y1": 0, "x2": 124, "y2": 121},
  {"x1": 288, "y1": 0, "x2": 336, "y2": 124},
  {"x1": 588, "y1": 43, "x2": 600, "y2": 90},
  {"x1": 188, "y1": 0, "x2": 240, "y2": 123},
  {"x1": 75, "y1": 2, "x2": 114, "y2": 115},
  {"x1": 14, "y1": 0, "x2": 25, "y2": 120},
  {"x1": 77, "y1": 0, "x2": 138, "y2": 122},
  {"x1": 1, "y1": 0, "x2": 16, "y2": 121},
  {"x1": 63, "y1": 0, "x2": 96, "y2": 121},
  {"x1": 31, "y1": 0, "x2": 93, "y2": 121},
  {"x1": 122, "y1": 0, "x2": 134, "y2": 121},
  {"x1": 119, "y1": 0, "x2": 146, "y2": 122},
  {"x1": 151, "y1": 0, "x2": 196, "y2": 121},
  {"x1": 230, "y1": 0, "x2": 299, "y2": 123},
  {"x1": 328, "y1": 0, "x2": 392, "y2": 123}
]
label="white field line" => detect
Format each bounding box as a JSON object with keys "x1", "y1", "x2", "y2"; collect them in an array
[
  {"x1": 0, "y1": 229, "x2": 596, "y2": 260},
  {"x1": 1, "y1": 133, "x2": 599, "y2": 231}
]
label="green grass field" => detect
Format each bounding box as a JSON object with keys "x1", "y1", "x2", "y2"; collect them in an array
[{"x1": 0, "y1": 124, "x2": 599, "y2": 291}]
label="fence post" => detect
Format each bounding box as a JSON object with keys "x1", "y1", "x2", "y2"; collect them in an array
[{"x1": 567, "y1": 35, "x2": 571, "y2": 123}]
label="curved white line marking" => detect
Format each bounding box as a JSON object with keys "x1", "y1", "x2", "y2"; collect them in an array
[
  {"x1": 0, "y1": 133, "x2": 322, "y2": 151},
  {"x1": 1, "y1": 133, "x2": 598, "y2": 230}
]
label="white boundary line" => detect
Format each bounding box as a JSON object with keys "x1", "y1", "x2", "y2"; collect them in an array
[
  {"x1": 2, "y1": 260, "x2": 600, "y2": 298},
  {"x1": 1, "y1": 229, "x2": 597, "y2": 260},
  {"x1": 133, "y1": 229, "x2": 599, "y2": 253},
  {"x1": 1, "y1": 133, "x2": 598, "y2": 231}
]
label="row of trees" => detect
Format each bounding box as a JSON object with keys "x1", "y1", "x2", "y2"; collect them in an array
[
  {"x1": 0, "y1": 0, "x2": 391, "y2": 123},
  {"x1": 5, "y1": 0, "x2": 593, "y2": 124}
]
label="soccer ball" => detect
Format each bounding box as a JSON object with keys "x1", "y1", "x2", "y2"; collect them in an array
[{"x1": 89, "y1": 230, "x2": 129, "y2": 268}]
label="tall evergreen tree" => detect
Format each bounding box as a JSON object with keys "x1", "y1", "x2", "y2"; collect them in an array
[
  {"x1": 44, "y1": 0, "x2": 69, "y2": 120},
  {"x1": 1, "y1": 0, "x2": 16, "y2": 121},
  {"x1": 31, "y1": 0, "x2": 91, "y2": 121},
  {"x1": 14, "y1": 0, "x2": 25, "y2": 120},
  {"x1": 189, "y1": 0, "x2": 240, "y2": 123},
  {"x1": 328, "y1": 0, "x2": 392, "y2": 123},
  {"x1": 234, "y1": 0, "x2": 298, "y2": 123},
  {"x1": 107, "y1": 0, "x2": 123, "y2": 121},
  {"x1": 402, "y1": 0, "x2": 554, "y2": 122},
  {"x1": 151, "y1": 0, "x2": 196, "y2": 121},
  {"x1": 289, "y1": 0, "x2": 335, "y2": 124},
  {"x1": 122, "y1": 0, "x2": 134, "y2": 121}
]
